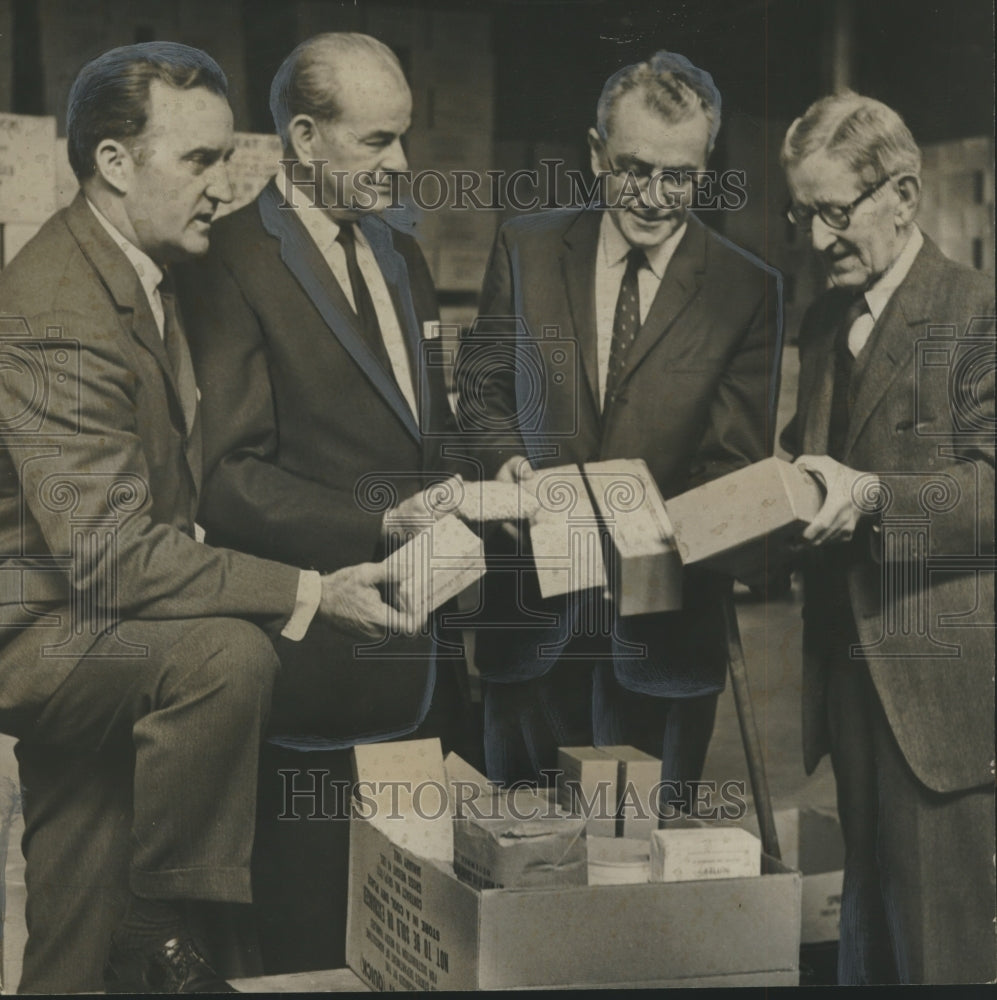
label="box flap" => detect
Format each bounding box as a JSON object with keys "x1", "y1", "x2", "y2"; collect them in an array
[{"x1": 352, "y1": 738, "x2": 453, "y2": 863}]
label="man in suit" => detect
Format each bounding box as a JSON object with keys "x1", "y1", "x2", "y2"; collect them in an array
[
  {"x1": 0, "y1": 42, "x2": 414, "y2": 994},
  {"x1": 175, "y1": 33, "x2": 475, "y2": 972},
  {"x1": 457, "y1": 52, "x2": 782, "y2": 801},
  {"x1": 779, "y1": 92, "x2": 995, "y2": 984}
]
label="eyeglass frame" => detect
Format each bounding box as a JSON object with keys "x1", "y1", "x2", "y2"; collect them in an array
[
  {"x1": 604, "y1": 153, "x2": 702, "y2": 190},
  {"x1": 785, "y1": 174, "x2": 896, "y2": 233}
]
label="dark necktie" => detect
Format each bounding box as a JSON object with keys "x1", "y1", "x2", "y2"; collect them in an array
[
  {"x1": 158, "y1": 273, "x2": 198, "y2": 435},
  {"x1": 827, "y1": 291, "x2": 870, "y2": 460},
  {"x1": 335, "y1": 221, "x2": 391, "y2": 369},
  {"x1": 605, "y1": 247, "x2": 646, "y2": 406}
]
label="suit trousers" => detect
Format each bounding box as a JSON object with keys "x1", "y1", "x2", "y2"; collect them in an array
[
  {"x1": 15, "y1": 617, "x2": 280, "y2": 993},
  {"x1": 826, "y1": 617, "x2": 997, "y2": 985},
  {"x1": 483, "y1": 654, "x2": 719, "y2": 805}
]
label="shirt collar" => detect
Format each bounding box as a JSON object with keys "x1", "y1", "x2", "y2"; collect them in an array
[
  {"x1": 863, "y1": 227, "x2": 924, "y2": 321},
  {"x1": 86, "y1": 197, "x2": 164, "y2": 301},
  {"x1": 276, "y1": 161, "x2": 368, "y2": 257},
  {"x1": 599, "y1": 211, "x2": 688, "y2": 280}
]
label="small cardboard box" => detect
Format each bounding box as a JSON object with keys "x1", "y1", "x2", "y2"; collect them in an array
[
  {"x1": 665, "y1": 457, "x2": 824, "y2": 579},
  {"x1": 346, "y1": 740, "x2": 802, "y2": 990},
  {"x1": 583, "y1": 458, "x2": 683, "y2": 616},
  {"x1": 528, "y1": 465, "x2": 608, "y2": 599},
  {"x1": 651, "y1": 825, "x2": 761, "y2": 883},
  {"x1": 384, "y1": 515, "x2": 486, "y2": 620},
  {"x1": 744, "y1": 808, "x2": 844, "y2": 944},
  {"x1": 598, "y1": 744, "x2": 662, "y2": 839},
  {"x1": 556, "y1": 747, "x2": 618, "y2": 838},
  {"x1": 452, "y1": 792, "x2": 587, "y2": 890}
]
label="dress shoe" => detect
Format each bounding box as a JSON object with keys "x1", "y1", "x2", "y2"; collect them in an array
[{"x1": 104, "y1": 934, "x2": 237, "y2": 993}]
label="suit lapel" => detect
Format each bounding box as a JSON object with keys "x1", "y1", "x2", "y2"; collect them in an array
[
  {"x1": 560, "y1": 211, "x2": 602, "y2": 416},
  {"x1": 64, "y1": 193, "x2": 201, "y2": 490},
  {"x1": 612, "y1": 215, "x2": 706, "y2": 392},
  {"x1": 258, "y1": 181, "x2": 421, "y2": 443},
  {"x1": 358, "y1": 213, "x2": 430, "y2": 423},
  {"x1": 842, "y1": 239, "x2": 935, "y2": 458}
]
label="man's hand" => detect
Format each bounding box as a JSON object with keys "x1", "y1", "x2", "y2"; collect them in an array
[
  {"x1": 794, "y1": 454, "x2": 879, "y2": 546},
  {"x1": 318, "y1": 562, "x2": 421, "y2": 638},
  {"x1": 383, "y1": 475, "x2": 463, "y2": 538},
  {"x1": 494, "y1": 455, "x2": 536, "y2": 542}
]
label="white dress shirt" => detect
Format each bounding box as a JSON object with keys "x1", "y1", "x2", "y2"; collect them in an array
[
  {"x1": 594, "y1": 213, "x2": 688, "y2": 409},
  {"x1": 847, "y1": 227, "x2": 924, "y2": 357},
  {"x1": 276, "y1": 163, "x2": 419, "y2": 418},
  {"x1": 85, "y1": 197, "x2": 320, "y2": 641}
]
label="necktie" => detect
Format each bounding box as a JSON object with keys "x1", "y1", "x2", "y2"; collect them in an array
[
  {"x1": 335, "y1": 221, "x2": 392, "y2": 370},
  {"x1": 827, "y1": 291, "x2": 869, "y2": 460},
  {"x1": 605, "y1": 247, "x2": 646, "y2": 406},
  {"x1": 158, "y1": 273, "x2": 198, "y2": 435}
]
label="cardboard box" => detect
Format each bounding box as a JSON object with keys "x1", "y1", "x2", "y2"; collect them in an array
[
  {"x1": 584, "y1": 458, "x2": 682, "y2": 616},
  {"x1": 651, "y1": 825, "x2": 761, "y2": 883},
  {"x1": 346, "y1": 740, "x2": 802, "y2": 989},
  {"x1": 384, "y1": 515, "x2": 486, "y2": 620},
  {"x1": 529, "y1": 465, "x2": 608, "y2": 599},
  {"x1": 0, "y1": 114, "x2": 56, "y2": 224},
  {"x1": 665, "y1": 456, "x2": 824, "y2": 579},
  {"x1": 453, "y1": 792, "x2": 587, "y2": 890},
  {"x1": 598, "y1": 744, "x2": 662, "y2": 839},
  {"x1": 744, "y1": 808, "x2": 844, "y2": 944},
  {"x1": 555, "y1": 747, "x2": 618, "y2": 838}
]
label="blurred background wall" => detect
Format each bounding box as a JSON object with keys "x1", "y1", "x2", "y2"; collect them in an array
[{"x1": 0, "y1": 0, "x2": 993, "y2": 340}]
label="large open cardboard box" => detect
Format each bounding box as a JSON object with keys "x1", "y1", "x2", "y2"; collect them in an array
[
  {"x1": 346, "y1": 740, "x2": 803, "y2": 990},
  {"x1": 744, "y1": 807, "x2": 844, "y2": 945}
]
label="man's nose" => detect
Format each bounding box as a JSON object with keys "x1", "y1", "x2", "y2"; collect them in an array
[
  {"x1": 380, "y1": 137, "x2": 408, "y2": 173},
  {"x1": 206, "y1": 161, "x2": 235, "y2": 205},
  {"x1": 809, "y1": 215, "x2": 839, "y2": 253}
]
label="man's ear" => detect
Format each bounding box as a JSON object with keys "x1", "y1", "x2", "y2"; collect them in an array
[
  {"x1": 587, "y1": 127, "x2": 607, "y2": 176},
  {"x1": 93, "y1": 138, "x2": 133, "y2": 196},
  {"x1": 894, "y1": 174, "x2": 921, "y2": 226},
  {"x1": 288, "y1": 114, "x2": 319, "y2": 163}
]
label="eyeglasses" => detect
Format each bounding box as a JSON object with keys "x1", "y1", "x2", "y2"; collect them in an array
[
  {"x1": 786, "y1": 175, "x2": 893, "y2": 232},
  {"x1": 605, "y1": 156, "x2": 698, "y2": 189}
]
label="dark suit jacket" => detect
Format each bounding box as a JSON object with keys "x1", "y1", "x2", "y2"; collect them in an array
[
  {"x1": 781, "y1": 233, "x2": 995, "y2": 794},
  {"x1": 176, "y1": 181, "x2": 468, "y2": 744},
  {"x1": 458, "y1": 208, "x2": 783, "y2": 695},
  {"x1": 0, "y1": 193, "x2": 300, "y2": 738}
]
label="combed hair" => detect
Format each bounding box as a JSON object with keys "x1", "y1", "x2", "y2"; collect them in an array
[
  {"x1": 67, "y1": 41, "x2": 228, "y2": 181},
  {"x1": 270, "y1": 33, "x2": 404, "y2": 146},
  {"x1": 596, "y1": 50, "x2": 722, "y2": 152},
  {"x1": 781, "y1": 92, "x2": 922, "y2": 180}
]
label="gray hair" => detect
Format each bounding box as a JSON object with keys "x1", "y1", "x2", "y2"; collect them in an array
[
  {"x1": 596, "y1": 50, "x2": 722, "y2": 153},
  {"x1": 781, "y1": 92, "x2": 922, "y2": 181},
  {"x1": 270, "y1": 33, "x2": 405, "y2": 146}
]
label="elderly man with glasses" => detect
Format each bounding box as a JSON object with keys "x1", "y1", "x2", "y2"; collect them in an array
[{"x1": 779, "y1": 92, "x2": 995, "y2": 985}]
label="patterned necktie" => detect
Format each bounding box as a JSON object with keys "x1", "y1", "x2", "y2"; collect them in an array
[
  {"x1": 158, "y1": 273, "x2": 198, "y2": 435},
  {"x1": 605, "y1": 247, "x2": 647, "y2": 406},
  {"x1": 335, "y1": 221, "x2": 391, "y2": 369}
]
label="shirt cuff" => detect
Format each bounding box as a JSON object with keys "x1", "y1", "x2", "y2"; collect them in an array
[{"x1": 282, "y1": 569, "x2": 322, "y2": 641}]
